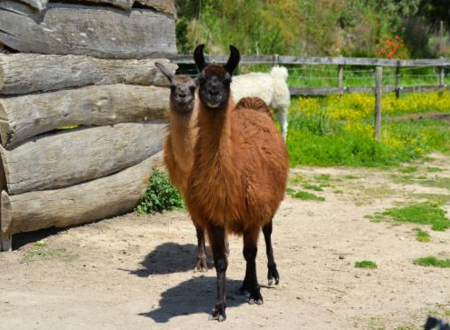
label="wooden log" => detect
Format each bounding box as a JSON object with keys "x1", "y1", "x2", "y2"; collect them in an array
[
  {"x1": 15, "y1": 0, "x2": 47, "y2": 11},
  {"x1": 0, "y1": 2, "x2": 177, "y2": 58},
  {"x1": 0, "y1": 153, "x2": 161, "y2": 238},
  {"x1": 0, "y1": 54, "x2": 177, "y2": 95},
  {"x1": 0, "y1": 84, "x2": 169, "y2": 148},
  {"x1": 15, "y1": 0, "x2": 176, "y2": 15},
  {"x1": 0, "y1": 121, "x2": 166, "y2": 195},
  {"x1": 0, "y1": 232, "x2": 12, "y2": 251}
]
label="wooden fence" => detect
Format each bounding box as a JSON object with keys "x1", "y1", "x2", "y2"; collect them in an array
[
  {"x1": 171, "y1": 54, "x2": 450, "y2": 96},
  {"x1": 171, "y1": 54, "x2": 450, "y2": 139},
  {"x1": 0, "y1": 0, "x2": 177, "y2": 251}
]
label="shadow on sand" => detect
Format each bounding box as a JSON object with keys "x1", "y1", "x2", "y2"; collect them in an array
[
  {"x1": 122, "y1": 242, "x2": 211, "y2": 277},
  {"x1": 138, "y1": 276, "x2": 249, "y2": 323}
]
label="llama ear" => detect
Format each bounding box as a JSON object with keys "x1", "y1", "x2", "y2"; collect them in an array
[
  {"x1": 193, "y1": 44, "x2": 207, "y2": 72},
  {"x1": 224, "y1": 45, "x2": 240, "y2": 75},
  {"x1": 155, "y1": 62, "x2": 174, "y2": 83}
]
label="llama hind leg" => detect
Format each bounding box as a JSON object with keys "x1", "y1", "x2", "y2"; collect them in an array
[
  {"x1": 242, "y1": 227, "x2": 263, "y2": 305},
  {"x1": 263, "y1": 219, "x2": 280, "y2": 286},
  {"x1": 195, "y1": 225, "x2": 208, "y2": 272},
  {"x1": 206, "y1": 223, "x2": 228, "y2": 322}
]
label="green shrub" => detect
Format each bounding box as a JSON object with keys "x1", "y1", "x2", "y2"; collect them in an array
[{"x1": 136, "y1": 168, "x2": 183, "y2": 214}]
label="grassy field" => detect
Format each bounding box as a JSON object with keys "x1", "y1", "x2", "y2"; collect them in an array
[{"x1": 286, "y1": 91, "x2": 450, "y2": 167}]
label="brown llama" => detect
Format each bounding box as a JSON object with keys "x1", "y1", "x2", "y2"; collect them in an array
[
  {"x1": 155, "y1": 62, "x2": 207, "y2": 272},
  {"x1": 186, "y1": 45, "x2": 288, "y2": 321}
]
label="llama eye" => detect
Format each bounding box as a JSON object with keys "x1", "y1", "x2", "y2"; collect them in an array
[
  {"x1": 170, "y1": 84, "x2": 176, "y2": 91},
  {"x1": 223, "y1": 77, "x2": 231, "y2": 84},
  {"x1": 189, "y1": 86, "x2": 196, "y2": 92}
]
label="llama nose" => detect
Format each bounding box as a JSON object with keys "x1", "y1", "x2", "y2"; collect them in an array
[
  {"x1": 209, "y1": 89, "x2": 219, "y2": 96},
  {"x1": 178, "y1": 92, "x2": 187, "y2": 98}
]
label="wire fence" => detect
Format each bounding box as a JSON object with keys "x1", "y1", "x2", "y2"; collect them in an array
[{"x1": 172, "y1": 55, "x2": 450, "y2": 96}]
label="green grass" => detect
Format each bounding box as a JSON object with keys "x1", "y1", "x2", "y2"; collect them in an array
[
  {"x1": 287, "y1": 94, "x2": 450, "y2": 168},
  {"x1": 23, "y1": 249, "x2": 77, "y2": 262},
  {"x1": 286, "y1": 189, "x2": 325, "y2": 201},
  {"x1": 382, "y1": 202, "x2": 450, "y2": 231},
  {"x1": 413, "y1": 228, "x2": 431, "y2": 243},
  {"x1": 399, "y1": 165, "x2": 418, "y2": 174},
  {"x1": 413, "y1": 256, "x2": 450, "y2": 268},
  {"x1": 355, "y1": 260, "x2": 378, "y2": 269},
  {"x1": 427, "y1": 167, "x2": 442, "y2": 173},
  {"x1": 136, "y1": 168, "x2": 184, "y2": 214},
  {"x1": 303, "y1": 183, "x2": 324, "y2": 191}
]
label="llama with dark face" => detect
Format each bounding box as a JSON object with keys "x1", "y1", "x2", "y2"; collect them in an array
[
  {"x1": 155, "y1": 62, "x2": 208, "y2": 272},
  {"x1": 186, "y1": 45, "x2": 288, "y2": 321}
]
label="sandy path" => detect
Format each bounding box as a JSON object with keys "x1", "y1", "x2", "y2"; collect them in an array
[{"x1": 0, "y1": 154, "x2": 449, "y2": 330}]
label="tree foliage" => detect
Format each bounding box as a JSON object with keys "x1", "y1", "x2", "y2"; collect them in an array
[{"x1": 175, "y1": 0, "x2": 449, "y2": 58}]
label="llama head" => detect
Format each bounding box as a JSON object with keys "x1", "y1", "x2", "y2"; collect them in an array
[
  {"x1": 193, "y1": 44, "x2": 240, "y2": 110},
  {"x1": 156, "y1": 62, "x2": 197, "y2": 114}
]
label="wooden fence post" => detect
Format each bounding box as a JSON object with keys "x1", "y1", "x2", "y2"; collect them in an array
[
  {"x1": 338, "y1": 65, "x2": 344, "y2": 89},
  {"x1": 395, "y1": 60, "x2": 401, "y2": 99},
  {"x1": 440, "y1": 58, "x2": 446, "y2": 87},
  {"x1": 375, "y1": 66, "x2": 383, "y2": 140}
]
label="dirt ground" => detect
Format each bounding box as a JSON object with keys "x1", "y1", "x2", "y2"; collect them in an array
[{"x1": 1, "y1": 153, "x2": 450, "y2": 330}]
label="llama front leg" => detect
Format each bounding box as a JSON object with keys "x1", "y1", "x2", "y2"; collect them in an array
[
  {"x1": 263, "y1": 219, "x2": 280, "y2": 286},
  {"x1": 276, "y1": 107, "x2": 288, "y2": 141},
  {"x1": 206, "y1": 223, "x2": 228, "y2": 322},
  {"x1": 195, "y1": 225, "x2": 208, "y2": 272},
  {"x1": 242, "y1": 227, "x2": 263, "y2": 305}
]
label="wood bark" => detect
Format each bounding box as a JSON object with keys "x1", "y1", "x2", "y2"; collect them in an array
[
  {"x1": 0, "y1": 84, "x2": 169, "y2": 148},
  {"x1": 15, "y1": 0, "x2": 176, "y2": 15},
  {"x1": 0, "y1": 2, "x2": 177, "y2": 58},
  {"x1": 0, "y1": 121, "x2": 166, "y2": 195},
  {"x1": 0, "y1": 153, "x2": 162, "y2": 236},
  {"x1": 0, "y1": 54, "x2": 176, "y2": 95}
]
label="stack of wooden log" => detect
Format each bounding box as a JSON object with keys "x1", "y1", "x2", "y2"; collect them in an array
[{"x1": 0, "y1": 0, "x2": 177, "y2": 251}]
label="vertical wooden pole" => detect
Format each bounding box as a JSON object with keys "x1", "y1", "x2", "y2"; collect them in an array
[
  {"x1": 375, "y1": 66, "x2": 383, "y2": 141},
  {"x1": 440, "y1": 21, "x2": 444, "y2": 55},
  {"x1": 273, "y1": 54, "x2": 279, "y2": 67},
  {"x1": 338, "y1": 65, "x2": 344, "y2": 89},
  {"x1": 440, "y1": 61, "x2": 446, "y2": 87},
  {"x1": 395, "y1": 61, "x2": 401, "y2": 99}
]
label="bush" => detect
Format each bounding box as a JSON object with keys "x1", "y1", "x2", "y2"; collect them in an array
[{"x1": 136, "y1": 168, "x2": 184, "y2": 214}]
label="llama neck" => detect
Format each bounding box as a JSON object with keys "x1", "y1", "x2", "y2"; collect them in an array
[
  {"x1": 197, "y1": 98, "x2": 235, "y2": 164},
  {"x1": 168, "y1": 109, "x2": 198, "y2": 171}
]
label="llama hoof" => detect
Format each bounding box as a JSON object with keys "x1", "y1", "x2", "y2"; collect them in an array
[
  {"x1": 195, "y1": 258, "x2": 208, "y2": 273},
  {"x1": 267, "y1": 264, "x2": 280, "y2": 286},
  {"x1": 209, "y1": 303, "x2": 226, "y2": 322},
  {"x1": 247, "y1": 290, "x2": 264, "y2": 305},
  {"x1": 238, "y1": 282, "x2": 251, "y2": 297}
]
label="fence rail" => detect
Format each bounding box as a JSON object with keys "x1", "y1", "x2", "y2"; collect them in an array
[{"x1": 170, "y1": 54, "x2": 450, "y2": 96}]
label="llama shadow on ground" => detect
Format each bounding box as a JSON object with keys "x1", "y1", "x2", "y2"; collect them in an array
[
  {"x1": 138, "y1": 276, "x2": 248, "y2": 323},
  {"x1": 122, "y1": 242, "x2": 211, "y2": 277}
]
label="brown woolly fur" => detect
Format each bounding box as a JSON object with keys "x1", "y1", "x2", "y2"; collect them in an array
[
  {"x1": 235, "y1": 97, "x2": 274, "y2": 119},
  {"x1": 163, "y1": 106, "x2": 198, "y2": 196},
  {"x1": 187, "y1": 93, "x2": 288, "y2": 235}
]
